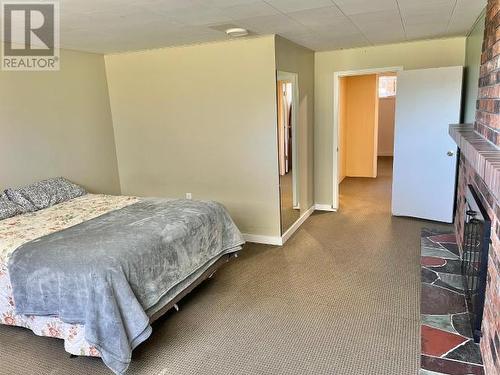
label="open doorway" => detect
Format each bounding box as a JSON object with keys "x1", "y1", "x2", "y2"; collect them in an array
[
  {"x1": 336, "y1": 69, "x2": 398, "y2": 211},
  {"x1": 277, "y1": 71, "x2": 299, "y2": 235},
  {"x1": 376, "y1": 73, "x2": 397, "y2": 181}
]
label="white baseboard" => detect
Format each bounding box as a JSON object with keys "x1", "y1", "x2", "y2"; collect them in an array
[
  {"x1": 281, "y1": 205, "x2": 315, "y2": 244},
  {"x1": 242, "y1": 233, "x2": 283, "y2": 246},
  {"x1": 242, "y1": 205, "x2": 316, "y2": 246},
  {"x1": 314, "y1": 204, "x2": 337, "y2": 212}
]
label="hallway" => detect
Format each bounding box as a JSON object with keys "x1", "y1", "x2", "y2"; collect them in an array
[
  {"x1": 339, "y1": 156, "x2": 394, "y2": 214},
  {"x1": 0, "y1": 158, "x2": 451, "y2": 375}
]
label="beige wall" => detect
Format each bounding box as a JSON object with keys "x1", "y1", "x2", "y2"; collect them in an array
[
  {"x1": 344, "y1": 75, "x2": 378, "y2": 178},
  {"x1": 464, "y1": 11, "x2": 486, "y2": 124},
  {"x1": 378, "y1": 97, "x2": 396, "y2": 156},
  {"x1": 274, "y1": 36, "x2": 315, "y2": 215},
  {"x1": 105, "y1": 36, "x2": 281, "y2": 237},
  {"x1": 315, "y1": 37, "x2": 467, "y2": 206},
  {"x1": 0, "y1": 47, "x2": 121, "y2": 194}
]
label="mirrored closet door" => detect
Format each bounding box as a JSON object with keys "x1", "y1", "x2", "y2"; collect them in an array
[{"x1": 277, "y1": 71, "x2": 299, "y2": 235}]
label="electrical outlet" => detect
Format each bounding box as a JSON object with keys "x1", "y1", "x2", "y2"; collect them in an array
[{"x1": 186, "y1": 193, "x2": 192, "y2": 200}]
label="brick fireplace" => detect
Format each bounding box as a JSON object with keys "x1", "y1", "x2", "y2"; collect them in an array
[{"x1": 451, "y1": 1, "x2": 500, "y2": 373}]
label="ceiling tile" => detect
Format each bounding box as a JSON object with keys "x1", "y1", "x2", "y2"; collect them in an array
[
  {"x1": 287, "y1": 6, "x2": 347, "y2": 27},
  {"x1": 312, "y1": 34, "x2": 370, "y2": 51},
  {"x1": 265, "y1": 0, "x2": 333, "y2": 13},
  {"x1": 154, "y1": 5, "x2": 234, "y2": 26},
  {"x1": 133, "y1": 0, "x2": 203, "y2": 13},
  {"x1": 398, "y1": 0, "x2": 453, "y2": 31},
  {"x1": 403, "y1": 10, "x2": 454, "y2": 27},
  {"x1": 333, "y1": 0, "x2": 398, "y2": 15},
  {"x1": 220, "y1": 1, "x2": 279, "y2": 19},
  {"x1": 446, "y1": 24, "x2": 473, "y2": 36},
  {"x1": 37, "y1": 0, "x2": 488, "y2": 53},
  {"x1": 234, "y1": 14, "x2": 304, "y2": 34},
  {"x1": 201, "y1": 0, "x2": 259, "y2": 6},
  {"x1": 309, "y1": 19, "x2": 361, "y2": 36},
  {"x1": 349, "y1": 9, "x2": 401, "y2": 24},
  {"x1": 349, "y1": 10, "x2": 403, "y2": 38},
  {"x1": 447, "y1": 0, "x2": 487, "y2": 35},
  {"x1": 366, "y1": 32, "x2": 405, "y2": 45},
  {"x1": 453, "y1": 0, "x2": 487, "y2": 13},
  {"x1": 397, "y1": 0, "x2": 455, "y2": 12},
  {"x1": 405, "y1": 23, "x2": 448, "y2": 40}
]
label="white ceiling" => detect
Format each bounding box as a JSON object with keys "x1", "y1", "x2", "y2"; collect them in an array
[{"x1": 54, "y1": 0, "x2": 486, "y2": 53}]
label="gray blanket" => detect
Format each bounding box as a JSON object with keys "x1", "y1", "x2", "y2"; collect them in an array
[{"x1": 8, "y1": 199, "x2": 244, "y2": 374}]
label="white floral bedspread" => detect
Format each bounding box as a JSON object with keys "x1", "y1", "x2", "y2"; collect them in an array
[{"x1": 0, "y1": 194, "x2": 138, "y2": 357}]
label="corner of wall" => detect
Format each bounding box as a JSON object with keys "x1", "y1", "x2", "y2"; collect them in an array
[{"x1": 102, "y1": 55, "x2": 123, "y2": 195}]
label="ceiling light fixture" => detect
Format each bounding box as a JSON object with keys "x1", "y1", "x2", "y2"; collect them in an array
[{"x1": 225, "y1": 27, "x2": 249, "y2": 37}]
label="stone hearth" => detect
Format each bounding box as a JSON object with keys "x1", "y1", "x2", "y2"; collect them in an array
[{"x1": 420, "y1": 229, "x2": 484, "y2": 375}]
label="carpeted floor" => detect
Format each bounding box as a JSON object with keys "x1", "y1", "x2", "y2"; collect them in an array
[{"x1": 0, "y1": 157, "x2": 451, "y2": 375}]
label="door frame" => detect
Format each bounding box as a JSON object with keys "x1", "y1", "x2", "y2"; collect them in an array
[
  {"x1": 332, "y1": 66, "x2": 403, "y2": 210},
  {"x1": 277, "y1": 70, "x2": 299, "y2": 209}
]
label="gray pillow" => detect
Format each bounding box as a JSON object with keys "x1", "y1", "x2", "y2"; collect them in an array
[
  {"x1": 5, "y1": 178, "x2": 87, "y2": 212},
  {"x1": 3, "y1": 188, "x2": 36, "y2": 212},
  {"x1": 0, "y1": 193, "x2": 24, "y2": 220}
]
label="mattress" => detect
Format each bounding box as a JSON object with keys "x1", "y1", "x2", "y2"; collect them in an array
[{"x1": 0, "y1": 194, "x2": 138, "y2": 357}]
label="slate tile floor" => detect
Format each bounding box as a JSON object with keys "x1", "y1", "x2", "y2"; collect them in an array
[{"x1": 420, "y1": 229, "x2": 485, "y2": 375}]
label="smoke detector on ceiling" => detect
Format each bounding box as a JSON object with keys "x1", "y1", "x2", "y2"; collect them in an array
[{"x1": 225, "y1": 28, "x2": 249, "y2": 37}]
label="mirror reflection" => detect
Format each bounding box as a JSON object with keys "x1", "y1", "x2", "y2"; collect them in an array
[{"x1": 277, "y1": 75, "x2": 299, "y2": 234}]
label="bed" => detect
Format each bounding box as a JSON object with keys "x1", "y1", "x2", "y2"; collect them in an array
[{"x1": 0, "y1": 187, "x2": 244, "y2": 374}]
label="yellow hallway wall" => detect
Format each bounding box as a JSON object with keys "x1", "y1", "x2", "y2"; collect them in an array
[{"x1": 344, "y1": 74, "x2": 378, "y2": 178}]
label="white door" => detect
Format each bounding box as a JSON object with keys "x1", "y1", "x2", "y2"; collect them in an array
[{"x1": 392, "y1": 66, "x2": 463, "y2": 223}]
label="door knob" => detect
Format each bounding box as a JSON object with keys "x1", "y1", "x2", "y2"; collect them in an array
[{"x1": 447, "y1": 151, "x2": 455, "y2": 157}]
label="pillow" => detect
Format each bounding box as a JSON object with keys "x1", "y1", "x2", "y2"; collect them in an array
[
  {"x1": 5, "y1": 178, "x2": 87, "y2": 212},
  {"x1": 0, "y1": 193, "x2": 24, "y2": 220},
  {"x1": 3, "y1": 188, "x2": 37, "y2": 212}
]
